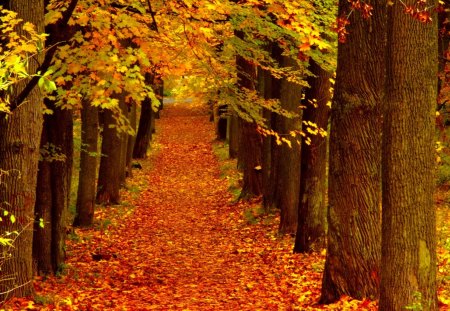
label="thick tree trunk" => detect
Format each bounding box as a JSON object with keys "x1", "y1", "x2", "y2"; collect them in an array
[
  {"x1": 276, "y1": 56, "x2": 302, "y2": 235},
  {"x1": 74, "y1": 102, "x2": 99, "y2": 227},
  {"x1": 294, "y1": 60, "x2": 331, "y2": 252},
  {"x1": 235, "y1": 32, "x2": 262, "y2": 198},
  {"x1": 320, "y1": 0, "x2": 386, "y2": 303},
  {"x1": 49, "y1": 107, "x2": 72, "y2": 273},
  {"x1": 0, "y1": 0, "x2": 44, "y2": 299},
  {"x1": 33, "y1": 104, "x2": 73, "y2": 275},
  {"x1": 96, "y1": 109, "x2": 122, "y2": 205},
  {"x1": 380, "y1": 2, "x2": 438, "y2": 310},
  {"x1": 238, "y1": 118, "x2": 263, "y2": 198},
  {"x1": 33, "y1": 132, "x2": 52, "y2": 274},
  {"x1": 133, "y1": 97, "x2": 154, "y2": 159}
]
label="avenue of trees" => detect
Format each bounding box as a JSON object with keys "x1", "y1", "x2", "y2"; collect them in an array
[{"x1": 0, "y1": 0, "x2": 448, "y2": 310}]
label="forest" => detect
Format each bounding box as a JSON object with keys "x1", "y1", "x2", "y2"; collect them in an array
[{"x1": 0, "y1": 0, "x2": 449, "y2": 310}]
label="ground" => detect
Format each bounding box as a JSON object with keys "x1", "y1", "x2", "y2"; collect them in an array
[{"x1": 2, "y1": 102, "x2": 449, "y2": 310}]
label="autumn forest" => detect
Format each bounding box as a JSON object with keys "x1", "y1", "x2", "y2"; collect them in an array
[{"x1": 0, "y1": 0, "x2": 449, "y2": 310}]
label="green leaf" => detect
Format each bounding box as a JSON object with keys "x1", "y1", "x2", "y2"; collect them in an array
[
  {"x1": 10, "y1": 214, "x2": 15, "y2": 223},
  {"x1": 3, "y1": 210, "x2": 8, "y2": 216},
  {"x1": 39, "y1": 218, "x2": 44, "y2": 228}
]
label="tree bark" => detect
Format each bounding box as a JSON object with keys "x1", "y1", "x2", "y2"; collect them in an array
[
  {"x1": 119, "y1": 100, "x2": 129, "y2": 185},
  {"x1": 238, "y1": 119, "x2": 263, "y2": 198},
  {"x1": 74, "y1": 102, "x2": 99, "y2": 227},
  {"x1": 228, "y1": 111, "x2": 239, "y2": 159},
  {"x1": 235, "y1": 31, "x2": 262, "y2": 198},
  {"x1": 33, "y1": 103, "x2": 73, "y2": 275},
  {"x1": 320, "y1": 0, "x2": 386, "y2": 303},
  {"x1": 294, "y1": 60, "x2": 331, "y2": 252},
  {"x1": 133, "y1": 97, "x2": 154, "y2": 159},
  {"x1": 126, "y1": 103, "x2": 137, "y2": 178},
  {"x1": 276, "y1": 56, "x2": 302, "y2": 235},
  {"x1": 96, "y1": 109, "x2": 122, "y2": 205},
  {"x1": 380, "y1": 2, "x2": 438, "y2": 310},
  {"x1": 33, "y1": 131, "x2": 52, "y2": 274},
  {"x1": 0, "y1": 0, "x2": 44, "y2": 299}
]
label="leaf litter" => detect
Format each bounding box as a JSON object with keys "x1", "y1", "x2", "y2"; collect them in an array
[{"x1": 3, "y1": 102, "x2": 449, "y2": 310}]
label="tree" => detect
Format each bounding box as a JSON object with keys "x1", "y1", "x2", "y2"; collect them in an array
[
  {"x1": 235, "y1": 32, "x2": 263, "y2": 198},
  {"x1": 294, "y1": 59, "x2": 331, "y2": 252},
  {"x1": 126, "y1": 103, "x2": 137, "y2": 178},
  {"x1": 96, "y1": 107, "x2": 124, "y2": 205},
  {"x1": 0, "y1": 0, "x2": 44, "y2": 299},
  {"x1": 133, "y1": 73, "x2": 157, "y2": 159},
  {"x1": 320, "y1": 0, "x2": 386, "y2": 302},
  {"x1": 379, "y1": 1, "x2": 438, "y2": 309},
  {"x1": 275, "y1": 56, "x2": 302, "y2": 234},
  {"x1": 33, "y1": 102, "x2": 73, "y2": 275},
  {"x1": 74, "y1": 100, "x2": 99, "y2": 227}
]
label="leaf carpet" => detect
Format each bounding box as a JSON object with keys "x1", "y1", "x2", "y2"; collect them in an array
[{"x1": 1, "y1": 102, "x2": 408, "y2": 310}]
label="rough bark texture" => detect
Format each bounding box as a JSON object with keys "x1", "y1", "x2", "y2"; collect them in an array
[
  {"x1": 0, "y1": 0, "x2": 44, "y2": 299},
  {"x1": 320, "y1": 0, "x2": 386, "y2": 303},
  {"x1": 294, "y1": 60, "x2": 331, "y2": 252},
  {"x1": 236, "y1": 33, "x2": 262, "y2": 198},
  {"x1": 33, "y1": 131, "x2": 53, "y2": 274},
  {"x1": 379, "y1": 2, "x2": 438, "y2": 310},
  {"x1": 133, "y1": 97, "x2": 154, "y2": 159},
  {"x1": 34, "y1": 103, "x2": 73, "y2": 275},
  {"x1": 238, "y1": 118, "x2": 263, "y2": 198},
  {"x1": 276, "y1": 56, "x2": 302, "y2": 235},
  {"x1": 74, "y1": 102, "x2": 99, "y2": 227},
  {"x1": 260, "y1": 44, "x2": 282, "y2": 211},
  {"x1": 96, "y1": 109, "x2": 122, "y2": 205}
]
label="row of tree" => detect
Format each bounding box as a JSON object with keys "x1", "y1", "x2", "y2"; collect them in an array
[
  {"x1": 210, "y1": 0, "x2": 446, "y2": 310},
  {"x1": 0, "y1": 0, "x2": 165, "y2": 300},
  {"x1": 0, "y1": 0, "x2": 448, "y2": 310}
]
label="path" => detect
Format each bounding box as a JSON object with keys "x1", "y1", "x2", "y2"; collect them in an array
[{"x1": 4, "y1": 102, "x2": 379, "y2": 310}]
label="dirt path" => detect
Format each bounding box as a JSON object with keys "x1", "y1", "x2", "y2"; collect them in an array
[{"x1": 4, "y1": 102, "x2": 382, "y2": 311}]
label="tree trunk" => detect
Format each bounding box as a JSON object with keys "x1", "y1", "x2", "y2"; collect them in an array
[
  {"x1": 228, "y1": 111, "x2": 239, "y2": 159},
  {"x1": 294, "y1": 60, "x2": 331, "y2": 253},
  {"x1": 0, "y1": 0, "x2": 44, "y2": 299},
  {"x1": 260, "y1": 44, "x2": 282, "y2": 210},
  {"x1": 276, "y1": 56, "x2": 302, "y2": 235},
  {"x1": 33, "y1": 131, "x2": 52, "y2": 274},
  {"x1": 33, "y1": 103, "x2": 73, "y2": 275},
  {"x1": 235, "y1": 32, "x2": 262, "y2": 198},
  {"x1": 96, "y1": 109, "x2": 122, "y2": 205},
  {"x1": 126, "y1": 103, "x2": 137, "y2": 178},
  {"x1": 238, "y1": 119, "x2": 263, "y2": 198},
  {"x1": 260, "y1": 67, "x2": 275, "y2": 211},
  {"x1": 320, "y1": 0, "x2": 386, "y2": 303},
  {"x1": 119, "y1": 101, "x2": 129, "y2": 185},
  {"x1": 133, "y1": 97, "x2": 154, "y2": 159},
  {"x1": 379, "y1": 2, "x2": 438, "y2": 310},
  {"x1": 74, "y1": 102, "x2": 99, "y2": 227}
]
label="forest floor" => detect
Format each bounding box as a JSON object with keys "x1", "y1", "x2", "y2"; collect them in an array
[{"x1": 3, "y1": 102, "x2": 450, "y2": 310}]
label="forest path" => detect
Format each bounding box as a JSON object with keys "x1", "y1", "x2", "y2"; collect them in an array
[{"x1": 5, "y1": 103, "x2": 380, "y2": 310}]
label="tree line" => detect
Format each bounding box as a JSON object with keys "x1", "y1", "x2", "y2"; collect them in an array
[{"x1": 0, "y1": 0, "x2": 448, "y2": 310}]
